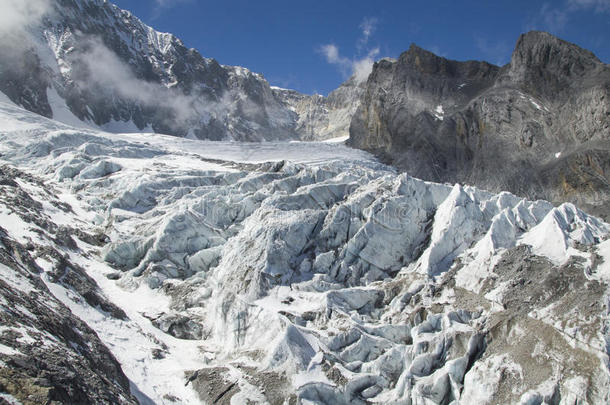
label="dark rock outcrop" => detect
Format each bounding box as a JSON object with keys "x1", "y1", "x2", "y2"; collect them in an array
[{"x1": 349, "y1": 31, "x2": 610, "y2": 219}]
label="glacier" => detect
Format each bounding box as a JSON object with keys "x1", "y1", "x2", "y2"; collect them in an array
[{"x1": 0, "y1": 96, "x2": 609, "y2": 404}]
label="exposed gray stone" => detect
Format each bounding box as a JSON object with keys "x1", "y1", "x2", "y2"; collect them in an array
[{"x1": 349, "y1": 31, "x2": 610, "y2": 220}]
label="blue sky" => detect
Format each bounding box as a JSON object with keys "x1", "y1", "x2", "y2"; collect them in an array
[{"x1": 112, "y1": 0, "x2": 609, "y2": 95}]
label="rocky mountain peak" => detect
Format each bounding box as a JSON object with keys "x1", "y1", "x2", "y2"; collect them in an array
[
  {"x1": 350, "y1": 31, "x2": 609, "y2": 219},
  {"x1": 270, "y1": 73, "x2": 365, "y2": 141},
  {"x1": 0, "y1": 0, "x2": 368, "y2": 142},
  {"x1": 511, "y1": 30, "x2": 601, "y2": 69},
  {"x1": 401, "y1": 43, "x2": 449, "y2": 74},
  {"x1": 507, "y1": 30, "x2": 606, "y2": 99}
]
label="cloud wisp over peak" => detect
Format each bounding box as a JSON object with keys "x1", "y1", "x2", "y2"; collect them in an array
[
  {"x1": 150, "y1": 0, "x2": 192, "y2": 21},
  {"x1": 319, "y1": 17, "x2": 383, "y2": 85},
  {"x1": 319, "y1": 44, "x2": 380, "y2": 84},
  {"x1": 568, "y1": 0, "x2": 610, "y2": 12},
  {"x1": 528, "y1": 0, "x2": 610, "y2": 33},
  {"x1": 358, "y1": 17, "x2": 378, "y2": 49}
]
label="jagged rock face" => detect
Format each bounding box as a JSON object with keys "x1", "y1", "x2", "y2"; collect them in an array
[
  {"x1": 2, "y1": 99, "x2": 609, "y2": 404},
  {"x1": 0, "y1": 0, "x2": 299, "y2": 141},
  {"x1": 274, "y1": 76, "x2": 366, "y2": 141},
  {"x1": 349, "y1": 31, "x2": 610, "y2": 220}
]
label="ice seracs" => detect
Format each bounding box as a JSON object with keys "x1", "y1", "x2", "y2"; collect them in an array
[{"x1": 0, "y1": 98, "x2": 609, "y2": 403}]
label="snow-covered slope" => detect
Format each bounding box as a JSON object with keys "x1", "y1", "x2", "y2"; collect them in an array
[{"x1": 1, "y1": 98, "x2": 610, "y2": 404}]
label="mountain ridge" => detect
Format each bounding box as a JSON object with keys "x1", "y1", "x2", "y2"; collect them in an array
[
  {"x1": 0, "y1": 0, "x2": 362, "y2": 142},
  {"x1": 349, "y1": 30, "x2": 610, "y2": 219}
]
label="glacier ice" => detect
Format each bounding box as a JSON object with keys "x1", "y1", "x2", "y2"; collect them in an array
[{"x1": 0, "y1": 99, "x2": 609, "y2": 404}]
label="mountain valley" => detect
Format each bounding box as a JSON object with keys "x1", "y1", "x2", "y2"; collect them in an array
[{"x1": 0, "y1": 1, "x2": 609, "y2": 404}]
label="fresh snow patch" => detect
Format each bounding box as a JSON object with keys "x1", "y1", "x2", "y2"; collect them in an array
[
  {"x1": 0, "y1": 343, "x2": 19, "y2": 356},
  {"x1": 529, "y1": 98, "x2": 544, "y2": 111},
  {"x1": 434, "y1": 104, "x2": 444, "y2": 120},
  {"x1": 0, "y1": 91, "x2": 16, "y2": 106},
  {"x1": 321, "y1": 135, "x2": 349, "y2": 143},
  {"x1": 47, "y1": 87, "x2": 94, "y2": 130},
  {"x1": 270, "y1": 85, "x2": 293, "y2": 91},
  {"x1": 595, "y1": 239, "x2": 610, "y2": 282},
  {"x1": 0, "y1": 393, "x2": 23, "y2": 405},
  {"x1": 0, "y1": 210, "x2": 43, "y2": 244},
  {"x1": 518, "y1": 93, "x2": 549, "y2": 112},
  {"x1": 43, "y1": 253, "x2": 206, "y2": 404}
]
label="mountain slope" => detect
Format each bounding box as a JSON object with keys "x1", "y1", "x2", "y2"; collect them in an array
[
  {"x1": 0, "y1": 0, "x2": 365, "y2": 142},
  {"x1": 349, "y1": 31, "x2": 610, "y2": 219},
  {"x1": 0, "y1": 0, "x2": 307, "y2": 141},
  {"x1": 1, "y1": 97, "x2": 609, "y2": 404}
]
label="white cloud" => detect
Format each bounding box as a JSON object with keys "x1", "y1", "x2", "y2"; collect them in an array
[
  {"x1": 149, "y1": 0, "x2": 192, "y2": 20},
  {"x1": 528, "y1": 0, "x2": 609, "y2": 34},
  {"x1": 319, "y1": 44, "x2": 379, "y2": 83},
  {"x1": 568, "y1": 0, "x2": 610, "y2": 12},
  {"x1": 541, "y1": 3, "x2": 569, "y2": 31},
  {"x1": 80, "y1": 38, "x2": 160, "y2": 105},
  {"x1": 0, "y1": 0, "x2": 51, "y2": 34},
  {"x1": 427, "y1": 45, "x2": 446, "y2": 58},
  {"x1": 320, "y1": 44, "x2": 349, "y2": 66},
  {"x1": 319, "y1": 17, "x2": 383, "y2": 84},
  {"x1": 77, "y1": 37, "x2": 235, "y2": 124},
  {"x1": 352, "y1": 48, "x2": 379, "y2": 82},
  {"x1": 154, "y1": 0, "x2": 192, "y2": 8},
  {"x1": 358, "y1": 17, "x2": 378, "y2": 48}
]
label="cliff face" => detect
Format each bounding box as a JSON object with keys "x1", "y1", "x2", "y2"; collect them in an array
[{"x1": 349, "y1": 32, "x2": 610, "y2": 219}]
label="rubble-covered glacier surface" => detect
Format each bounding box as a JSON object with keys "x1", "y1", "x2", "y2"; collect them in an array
[{"x1": 0, "y1": 98, "x2": 610, "y2": 404}]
